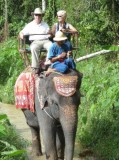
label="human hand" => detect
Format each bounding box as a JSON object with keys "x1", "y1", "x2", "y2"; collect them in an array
[
  {"x1": 60, "y1": 28, "x2": 68, "y2": 33},
  {"x1": 47, "y1": 31, "x2": 53, "y2": 38},
  {"x1": 67, "y1": 51, "x2": 72, "y2": 58}
]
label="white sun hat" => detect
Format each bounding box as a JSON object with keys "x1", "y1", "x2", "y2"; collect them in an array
[{"x1": 53, "y1": 31, "x2": 67, "y2": 41}]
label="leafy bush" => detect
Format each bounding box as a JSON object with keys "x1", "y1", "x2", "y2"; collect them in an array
[
  {"x1": 0, "y1": 38, "x2": 24, "y2": 103},
  {"x1": 0, "y1": 114, "x2": 29, "y2": 160},
  {"x1": 76, "y1": 54, "x2": 119, "y2": 159}
]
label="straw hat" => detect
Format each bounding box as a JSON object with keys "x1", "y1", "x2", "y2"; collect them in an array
[
  {"x1": 31, "y1": 8, "x2": 44, "y2": 15},
  {"x1": 53, "y1": 31, "x2": 67, "y2": 41}
]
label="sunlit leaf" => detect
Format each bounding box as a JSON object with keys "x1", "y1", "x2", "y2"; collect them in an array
[
  {"x1": 0, "y1": 125, "x2": 6, "y2": 135},
  {"x1": 1, "y1": 150, "x2": 26, "y2": 156},
  {"x1": 0, "y1": 114, "x2": 8, "y2": 121}
]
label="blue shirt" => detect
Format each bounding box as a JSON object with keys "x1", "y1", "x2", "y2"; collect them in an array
[{"x1": 48, "y1": 41, "x2": 72, "y2": 59}]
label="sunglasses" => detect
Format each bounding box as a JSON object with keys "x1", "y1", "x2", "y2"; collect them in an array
[{"x1": 34, "y1": 14, "x2": 42, "y2": 16}]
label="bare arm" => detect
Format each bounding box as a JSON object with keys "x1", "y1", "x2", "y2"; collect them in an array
[
  {"x1": 51, "y1": 24, "x2": 56, "y2": 36},
  {"x1": 50, "y1": 56, "x2": 59, "y2": 63},
  {"x1": 68, "y1": 24, "x2": 77, "y2": 32},
  {"x1": 50, "y1": 52, "x2": 67, "y2": 63},
  {"x1": 61, "y1": 23, "x2": 78, "y2": 33}
]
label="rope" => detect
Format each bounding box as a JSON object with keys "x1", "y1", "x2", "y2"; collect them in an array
[{"x1": 43, "y1": 108, "x2": 54, "y2": 120}]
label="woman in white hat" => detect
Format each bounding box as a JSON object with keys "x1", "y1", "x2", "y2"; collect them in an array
[
  {"x1": 19, "y1": 8, "x2": 52, "y2": 74},
  {"x1": 47, "y1": 31, "x2": 76, "y2": 73}
]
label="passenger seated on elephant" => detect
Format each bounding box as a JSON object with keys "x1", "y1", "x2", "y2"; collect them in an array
[{"x1": 47, "y1": 31, "x2": 76, "y2": 74}]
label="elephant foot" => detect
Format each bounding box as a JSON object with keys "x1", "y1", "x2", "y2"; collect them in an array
[
  {"x1": 31, "y1": 149, "x2": 42, "y2": 157},
  {"x1": 57, "y1": 156, "x2": 64, "y2": 160},
  {"x1": 36, "y1": 152, "x2": 43, "y2": 156},
  {"x1": 28, "y1": 151, "x2": 43, "y2": 160},
  {"x1": 31, "y1": 151, "x2": 43, "y2": 158}
]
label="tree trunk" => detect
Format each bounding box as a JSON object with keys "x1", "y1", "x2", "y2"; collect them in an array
[
  {"x1": 4, "y1": 0, "x2": 9, "y2": 40},
  {"x1": 42, "y1": 0, "x2": 46, "y2": 12}
]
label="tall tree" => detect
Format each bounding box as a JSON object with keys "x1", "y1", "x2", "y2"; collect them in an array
[
  {"x1": 42, "y1": 0, "x2": 46, "y2": 12},
  {"x1": 4, "y1": 0, "x2": 8, "y2": 40}
]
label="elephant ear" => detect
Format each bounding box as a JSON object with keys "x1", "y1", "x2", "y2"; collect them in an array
[
  {"x1": 36, "y1": 76, "x2": 48, "y2": 109},
  {"x1": 53, "y1": 76, "x2": 78, "y2": 97},
  {"x1": 45, "y1": 69, "x2": 83, "y2": 97}
]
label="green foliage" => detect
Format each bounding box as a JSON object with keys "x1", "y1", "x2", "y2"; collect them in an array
[
  {"x1": 0, "y1": 0, "x2": 119, "y2": 47},
  {"x1": 0, "y1": 38, "x2": 24, "y2": 103},
  {"x1": 0, "y1": 114, "x2": 29, "y2": 160},
  {"x1": 43, "y1": 0, "x2": 56, "y2": 26},
  {"x1": 76, "y1": 55, "x2": 119, "y2": 159},
  {"x1": 52, "y1": 0, "x2": 119, "y2": 53}
]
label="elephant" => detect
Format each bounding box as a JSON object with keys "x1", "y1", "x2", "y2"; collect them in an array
[{"x1": 22, "y1": 69, "x2": 83, "y2": 160}]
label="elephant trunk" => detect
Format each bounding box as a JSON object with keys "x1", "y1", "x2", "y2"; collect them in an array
[
  {"x1": 60, "y1": 101, "x2": 78, "y2": 160},
  {"x1": 64, "y1": 129, "x2": 77, "y2": 160}
]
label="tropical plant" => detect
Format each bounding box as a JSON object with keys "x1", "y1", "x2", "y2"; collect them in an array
[
  {"x1": 0, "y1": 38, "x2": 24, "y2": 103},
  {"x1": 0, "y1": 114, "x2": 29, "y2": 160},
  {"x1": 76, "y1": 54, "x2": 119, "y2": 159}
]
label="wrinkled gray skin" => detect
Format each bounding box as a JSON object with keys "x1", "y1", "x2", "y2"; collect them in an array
[{"x1": 22, "y1": 69, "x2": 82, "y2": 160}]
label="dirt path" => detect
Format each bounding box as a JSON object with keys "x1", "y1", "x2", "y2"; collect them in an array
[{"x1": 0, "y1": 102, "x2": 31, "y2": 141}]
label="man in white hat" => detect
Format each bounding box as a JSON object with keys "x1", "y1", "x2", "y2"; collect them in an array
[
  {"x1": 19, "y1": 8, "x2": 52, "y2": 74},
  {"x1": 47, "y1": 31, "x2": 76, "y2": 73}
]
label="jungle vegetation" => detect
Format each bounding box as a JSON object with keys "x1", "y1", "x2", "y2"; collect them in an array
[
  {"x1": 0, "y1": 114, "x2": 29, "y2": 160},
  {"x1": 0, "y1": 0, "x2": 119, "y2": 159}
]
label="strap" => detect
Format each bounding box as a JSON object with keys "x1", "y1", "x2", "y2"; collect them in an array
[
  {"x1": 56, "y1": 22, "x2": 71, "y2": 40},
  {"x1": 56, "y1": 22, "x2": 69, "y2": 32}
]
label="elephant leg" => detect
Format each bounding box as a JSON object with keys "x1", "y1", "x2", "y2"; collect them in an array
[
  {"x1": 35, "y1": 106, "x2": 58, "y2": 160},
  {"x1": 22, "y1": 109, "x2": 42, "y2": 156},
  {"x1": 56, "y1": 125, "x2": 65, "y2": 160},
  {"x1": 30, "y1": 126, "x2": 42, "y2": 156},
  {"x1": 39, "y1": 117, "x2": 58, "y2": 160}
]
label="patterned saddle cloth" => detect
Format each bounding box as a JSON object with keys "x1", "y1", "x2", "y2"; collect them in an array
[
  {"x1": 14, "y1": 67, "x2": 35, "y2": 112},
  {"x1": 53, "y1": 76, "x2": 78, "y2": 97}
]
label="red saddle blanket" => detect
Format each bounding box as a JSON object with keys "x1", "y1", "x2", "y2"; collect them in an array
[{"x1": 14, "y1": 69, "x2": 35, "y2": 112}]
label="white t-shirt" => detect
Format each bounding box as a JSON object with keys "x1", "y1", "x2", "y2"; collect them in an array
[{"x1": 21, "y1": 20, "x2": 50, "y2": 40}]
